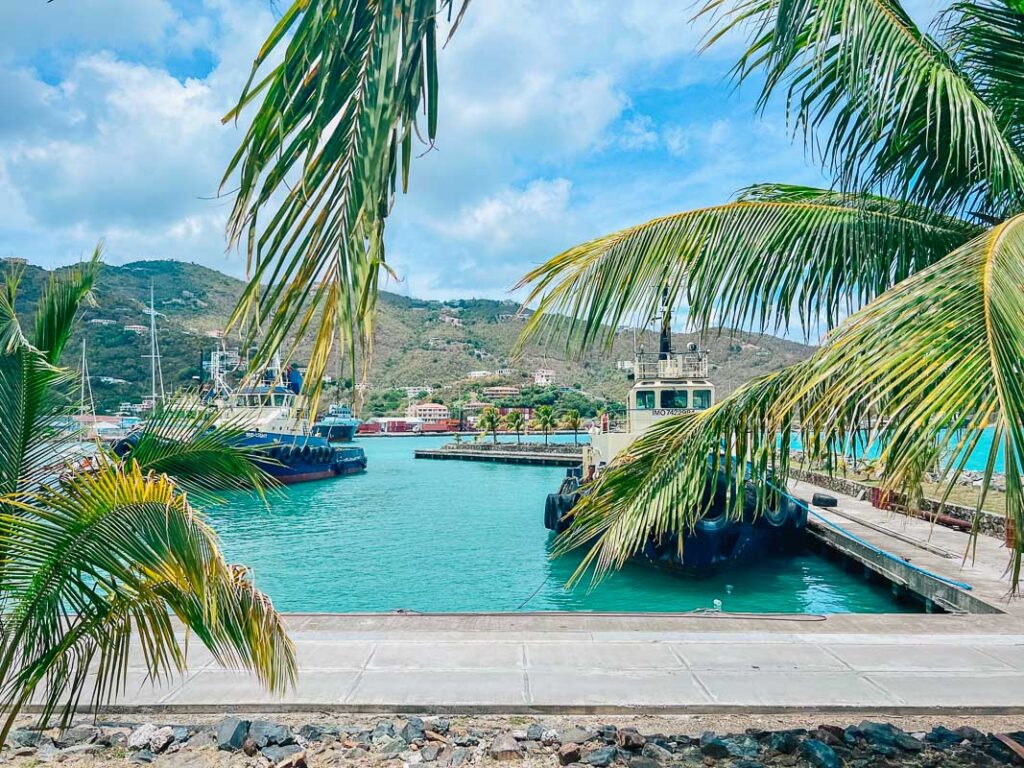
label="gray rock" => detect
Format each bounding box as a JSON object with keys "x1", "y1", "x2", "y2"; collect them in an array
[
  {"x1": 10, "y1": 729, "x2": 44, "y2": 748},
  {"x1": 149, "y1": 726, "x2": 175, "y2": 753},
  {"x1": 699, "y1": 739, "x2": 731, "y2": 759},
  {"x1": 561, "y1": 728, "x2": 596, "y2": 745},
  {"x1": 766, "y1": 732, "x2": 800, "y2": 755},
  {"x1": 298, "y1": 725, "x2": 323, "y2": 741},
  {"x1": 57, "y1": 724, "x2": 99, "y2": 747},
  {"x1": 448, "y1": 747, "x2": 470, "y2": 768},
  {"x1": 262, "y1": 744, "x2": 303, "y2": 763},
  {"x1": 598, "y1": 726, "x2": 618, "y2": 743},
  {"x1": 378, "y1": 737, "x2": 409, "y2": 755},
  {"x1": 542, "y1": 730, "x2": 561, "y2": 746},
  {"x1": 723, "y1": 736, "x2": 759, "y2": 758},
  {"x1": 582, "y1": 745, "x2": 619, "y2": 767},
  {"x1": 527, "y1": 725, "x2": 544, "y2": 742},
  {"x1": 373, "y1": 721, "x2": 397, "y2": 741},
  {"x1": 800, "y1": 739, "x2": 840, "y2": 768},
  {"x1": 402, "y1": 718, "x2": 426, "y2": 744},
  {"x1": 640, "y1": 743, "x2": 673, "y2": 762},
  {"x1": 171, "y1": 726, "x2": 190, "y2": 744},
  {"x1": 12, "y1": 746, "x2": 37, "y2": 758},
  {"x1": 249, "y1": 720, "x2": 294, "y2": 748},
  {"x1": 429, "y1": 718, "x2": 450, "y2": 736},
  {"x1": 858, "y1": 721, "x2": 898, "y2": 747},
  {"x1": 128, "y1": 724, "x2": 159, "y2": 751},
  {"x1": 490, "y1": 734, "x2": 523, "y2": 761},
  {"x1": 132, "y1": 749, "x2": 156, "y2": 764},
  {"x1": 215, "y1": 717, "x2": 250, "y2": 752},
  {"x1": 400, "y1": 750, "x2": 424, "y2": 764},
  {"x1": 59, "y1": 743, "x2": 105, "y2": 756},
  {"x1": 629, "y1": 758, "x2": 660, "y2": 768},
  {"x1": 421, "y1": 743, "x2": 444, "y2": 762}
]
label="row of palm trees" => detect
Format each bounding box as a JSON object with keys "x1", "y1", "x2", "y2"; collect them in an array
[{"x1": 476, "y1": 406, "x2": 584, "y2": 446}]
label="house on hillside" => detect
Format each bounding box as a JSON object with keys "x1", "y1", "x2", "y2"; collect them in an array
[
  {"x1": 533, "y1": 368, "x2": 556, "y2": 386},
  {"x1": 405, "y1": 402, "x2": 450, "y2": 423}
]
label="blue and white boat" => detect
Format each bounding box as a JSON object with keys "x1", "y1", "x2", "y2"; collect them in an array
[
  {"x1": 209, "y1": 353, "x2": 366, "y2": 484},
  {"x1": 312, "y1": 403, "x2": 361, "y2": 443}
]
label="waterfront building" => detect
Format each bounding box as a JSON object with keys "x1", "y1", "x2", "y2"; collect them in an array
[{"x1": 405, "y1": 402, "x2": 450, "y2": 423}]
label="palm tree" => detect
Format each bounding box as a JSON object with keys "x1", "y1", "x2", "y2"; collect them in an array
[
  {"x1": 226, "y1": 1, "x2": 1024, "y2": 585},
  {"x1": 477, "y1": 406, "x2": 501, "y2": 444},
  {"x1": 534, "y1": 405, "x2": 557, "y2": 447},
  {"x1": 504, "y1": 410, "x2": 526, "y2": 445},
  {"x1": 0, "y1": 254, "x2": 296, "y2": 736},
  {"x1": 561, "y1": 409, "x2": 583, "y2": 445},
  {"x1": 513, "y1": 0, "x2": 1024, "y2": 585}
]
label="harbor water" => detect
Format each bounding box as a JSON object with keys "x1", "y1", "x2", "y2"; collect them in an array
[{"x1": 208, "y1": 435, "x2": 917, "y2": 614}]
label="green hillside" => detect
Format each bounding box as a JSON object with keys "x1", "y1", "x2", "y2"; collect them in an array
[{"x1": 3, "y1": 258, "x2": 815, "y2": 414}]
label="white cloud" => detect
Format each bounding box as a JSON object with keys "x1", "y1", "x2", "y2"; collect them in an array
[{"x1": 0, "y1": 0, "x2": 819, "y2": 300}]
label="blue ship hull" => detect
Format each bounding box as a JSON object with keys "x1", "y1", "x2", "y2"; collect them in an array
[{"x1": 240, "y1": 430, "x2": 366, "y2": 484}]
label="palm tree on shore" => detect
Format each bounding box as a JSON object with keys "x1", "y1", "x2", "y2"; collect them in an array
[
  {"x1": 534, "y1": 406, "x2": 558, "y2": 447},
  {"x1": 0, "y1": 254, "x2": 296, "y2": 736},
  {"x1": 477, "y1": 407, "x2": 501, "y2": 445},
  {"x1": 224, "y1": 0, "x2": 1024, "y2": 586},
  {"x1": 561, "y1": 409, "x2": 583, "y2": 446},
  {"x1": 504, "y1": 410, "x2": 526, "y2": 446}
]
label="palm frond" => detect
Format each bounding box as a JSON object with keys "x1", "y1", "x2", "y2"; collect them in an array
[
  {"x1": 515, "y1": 187, "x2": 976, "y2": 353},
  {"x1": 0, "y1": 463, "x2": 296, "y2": 737},
  {"x1": 117, "y1": 397, "x2": 275, "y2": 501},
  {"x1": 942, "y1": 0, "x2": 1024, "y2": 149},
  {"x1": 563, "y1": 215, "x2": 1024, "y2": 588},
  {"x1": 221, "y1": 0, "x2": 468, "y2": 412},
  {"x1": 699, "y1": 0, "x2": 1024, "y2": 215}
]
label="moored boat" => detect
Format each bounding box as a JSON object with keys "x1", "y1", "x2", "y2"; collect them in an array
[
  {"x1": 311, "y1": 403, "x2": 361, "y2": 443},
  {"x1": 543, "y1": 321, "x2": 805, "y2": 575}
]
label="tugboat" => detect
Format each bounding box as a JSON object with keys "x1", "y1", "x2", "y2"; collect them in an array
[
  {"x1": 544, "y1": 314, "x2": 806, "y2": 575},
  {"x1": 208, "y1": 350, "x2": 367, "y2": 483},
  {"x1": 312, "y1": 403, "x2": 361, "y2": 443}
]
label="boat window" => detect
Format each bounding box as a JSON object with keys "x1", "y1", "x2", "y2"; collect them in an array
[
  {"x1": 635, "y1": 390, "x2": 655, "y2": 410},
  {"x1": 693, "y1": 389, "x2": 712, "y2": 409},
  {"x1": 660, "y1": 390, "x2": 688, "y2": 409}
]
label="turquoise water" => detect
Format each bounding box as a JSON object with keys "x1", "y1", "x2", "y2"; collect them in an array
[
  {"x1": 206, "y1": 435, "x2": 915, "y2": 614},
  {"x1": 790, "y1": 426, "x2": 1004, "y2": 473}
]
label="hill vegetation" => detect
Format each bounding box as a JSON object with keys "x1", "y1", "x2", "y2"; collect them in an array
[{"x1": 3, "y1": 258, "x2": 815, "y2": 415}]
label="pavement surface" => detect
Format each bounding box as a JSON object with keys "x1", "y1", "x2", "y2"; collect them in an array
[{"x1": 67, "y1": 478, "x2": 1024, "y2": 715}]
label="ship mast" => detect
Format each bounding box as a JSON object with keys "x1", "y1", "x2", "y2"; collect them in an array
[
  {"x1": 78, "y1": 338, "x2": 95, "y2": 420},
  {"x1": 658, "y1": 285, "x2": 672, "y2": 359},
  {"x1": 146, "y1": 283, "x2": 166, "y2": 404}
]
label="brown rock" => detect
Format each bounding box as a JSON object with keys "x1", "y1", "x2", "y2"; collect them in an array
[
  {"x1": 490, "y1": 734, "x2": 523, "y2": 761},
  {"x1": 275, "y1": 750, "x2": 307, "y2": 768},
  {"x1": 242, "y1": 739, "x2": 259, "y2": 757},
  {"x1": 615, "y1": 730, "x2": 646, "y2": 751},
  {"x1": 559, "y1": 744, "x2": 583, "y2": 765},
  {"x1": 425, "y1": 730, "x2": 450, "y2": 744}
]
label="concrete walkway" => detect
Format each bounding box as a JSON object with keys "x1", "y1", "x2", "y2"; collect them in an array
[{"x1": 78, "y1": 479, "x2": 1024, "y2": 715}]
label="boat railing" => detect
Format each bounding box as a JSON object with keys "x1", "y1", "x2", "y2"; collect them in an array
[{"x1": 634, "y1": 352, "x2": 708, "y2": 379}]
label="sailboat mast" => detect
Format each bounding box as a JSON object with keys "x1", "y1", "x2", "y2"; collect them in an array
[{"x1": 149, "y1": 283, "x2": 158, "y2": 402}]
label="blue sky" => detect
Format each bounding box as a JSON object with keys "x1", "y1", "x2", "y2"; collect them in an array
[{"x1": 0, "y1": 0, "x2": 936, "y2": 301}]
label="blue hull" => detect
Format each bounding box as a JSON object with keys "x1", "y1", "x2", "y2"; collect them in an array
[
  {"x1": 240, "y1": 430, "x2": 367, "y2": 484},
  {"x1": 545, "y1": 469, "x2": 806, "y2": 575}
]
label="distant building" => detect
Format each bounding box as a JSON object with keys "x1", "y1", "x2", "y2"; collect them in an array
[
  {"x1": 495, "y1": 367, "x2": 514, "y2": 376},
  {"x1": 533, "y1": 368, "x2": 556, "y2": 386},
  {"x1": 123, "y1": 324, "x2": 146, "y2": 335},
  {"x1": 87, "y1": 318, "x2": 116, "y2": 326},
  {"x1": 462, "y1": 400, "x2": 490, "y2": 413},
  {"x1": 467, "y1": 370, "x2": 492, "y2": 379},
  {"x1": 401, "y1": 385, "x2": 433, "y2": 398},
  {"x1": 405, "y1": 402, "x2": 450, "y2": 423},
  {"x1": 98, "y1": 376, "x2": 129, "y2": 385},
  {"x1": 482, "y1": 385, "x2": 520, "y2": 399},
  {"x1": 440, "y1": 314, "x2": 463, "y2": 327},
  {"x1": 205, "y1": 329, "x2": 225, "y2": 339}
]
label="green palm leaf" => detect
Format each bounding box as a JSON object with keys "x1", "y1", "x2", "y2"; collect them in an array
[
  {"x1": 700, "y1": 0, "x2": 1024, "y2": 214},
  {"x1": 516, "y1": 187, "x2": 976, "y2": 353},
  {"x1": 942, "y1": 0, "x2": 1024, "y2": 149},
  {"x1": 0, "y1": 464, "x2": 296, "y2": 737},
  {"x1": 562, "y1": 216, "x2": 1024, "y2": 587},
  {"x1": 222, "y1": 0, "x2": 468, "y2": 412}
]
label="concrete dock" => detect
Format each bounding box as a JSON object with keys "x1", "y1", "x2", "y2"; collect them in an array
[
  {"x1": 414, "y1": 447, "x2": 582, "y2": 467},
  {"x1": 66, "y1": 477, "x2": 1024, "y2": 714}
]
